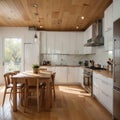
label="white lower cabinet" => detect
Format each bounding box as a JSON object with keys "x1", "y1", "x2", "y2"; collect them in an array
[
  {"x1": 46, "y1": 66, "x2": 83, "y2": 85},
  {"x1": 79, "y1": 67, "x2": 84, "y2": 87},
  {"x1": 55, "y1": 67, "x2": 68, "y2": 84},
  {"x1": 46, "y1": 66, "x2": 56, "y2": 72},
  {"x1": 104, "y1": 29, "x2": 113, "y2": 51},
  {"x1": 46, "y1": 66, "x2": 68, "y2": 84},
  {"x1": 67, "y1": 67, "x2": 80, "y2": 84},
  {"x1": 93, "y1": 72, "x2": 113, "y2": 114}
]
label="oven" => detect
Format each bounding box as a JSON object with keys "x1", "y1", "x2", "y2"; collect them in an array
[{"x1": 83, "y1": 68, "x2": 93, "y2": 95}]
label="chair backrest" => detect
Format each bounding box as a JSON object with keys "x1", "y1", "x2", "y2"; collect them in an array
[
  {"x1": 4, "y1": 72, "x2": 15, "y2": 87},
  {"x1": 13, "y1": 70, "x2": 20, "y2": 75}
]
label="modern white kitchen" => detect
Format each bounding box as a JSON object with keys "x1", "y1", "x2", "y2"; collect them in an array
[{"x1": 0, "y1": 0, "x2": 120, "y2": 120}]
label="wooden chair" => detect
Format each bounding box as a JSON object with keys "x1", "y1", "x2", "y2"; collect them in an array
[
  {"x1": 13, "y1": 70, "x2": 20, "y2": 75},
  {"x1": 51, "y1": 72, "x2": 56, "y2": 100},
  {"x1": 24, "y1": 78, "x2": 44, "y2": 112},
  {"x1": 2, "y1": 72, "x2": 24, "y2": 106},
  {"x1": 41, "y1": 72, "x2": 56, "y2": 101}
]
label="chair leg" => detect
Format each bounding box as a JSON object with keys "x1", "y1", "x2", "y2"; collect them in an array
[
  {"x1": 24, "y1": 80, "x2": 28, "y2": 113},
  {"x1": 2, "y1": 88, "x2": 7, "y2": 106},
  {"x1": 50, "y1": 86, "x2": 52, "y2": 107},
  {"x1": 20, "y1": 89, "x2": 24, "y2": 106},
  {"x1": 53, "y1": 85, "x2": 56, "y2": 100},
  {"x1": 9, "y1": 88, "x2": 13, "y2": 101}
]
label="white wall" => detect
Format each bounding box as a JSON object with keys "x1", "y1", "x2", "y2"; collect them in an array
[
  {"x1": 0, "y1": 27, "x2": 40, "y2": 84},
  {"x1": 86, "y1": 46, "x2": 109, "y2": 66}
]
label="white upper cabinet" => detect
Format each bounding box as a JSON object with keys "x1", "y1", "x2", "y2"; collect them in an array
[
  {"x1": 41, "y1": 31, "x2": 84, "y2": 54},
  {"x1": 62, "y1": 32, "x2": 70, "y2": 54},
  {"x1": 69, "y1": 32, "x2": 76, "y2": 54},
  {"x1": 46, "y1": 32, "x2": 55, "y2": 54},
  {"x1": 76, "y1": 32, "x2": 84, "y2": 54},
  {"x1": 41, "y1": 31, "x2": 47, "y2": 54},
  {"x1": 113, "y1": 0, "x2": 120, "y2": 21},
  {"x1": 87, "y1": 25, "x2": 92, "y2": 39},
  {"x1": 78, "y1": 67, "x2": 84, "y2": 87},
  {"x1": 104, "y1": 3, "x2": 113, "y2": 32},
  {"x1": 104, "y1": 29, "x2": 113, "y2": 51},
  {"x1": 83, "y1": 26, "x2": 95, "y2": 54}
]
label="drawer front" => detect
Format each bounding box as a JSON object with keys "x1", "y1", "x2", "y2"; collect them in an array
[
  {"x1": 101, "y1": 89, "x2": 113, "y2": 113},
  {"x1": 93, "y1": 84, "x2": 101, "y2": 100},
  {"x1": 101, "y1": 78, "x2": 113, "y2": 97}
]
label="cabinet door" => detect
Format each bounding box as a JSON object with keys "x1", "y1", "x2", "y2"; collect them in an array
[
  {"x1": 55, "y1": 67, "x2": 68, "y2": 84},
  {"x1": 93, "y1": 72, "x2": 113, "y2": 113},
  {"x1": 62, "y1": 32, "x2": 70, "y2": 54},
  {"x1": 67, "y1": 67, "x2": 79, "y2": 83},
  {"x1": 46, "y1": 32, "x2": 55, "y2": 54},
  {"x1": 113, "y1": 0, "x2": 120, "y2": 21},
  {"x1": 79, "y1": 67, "x2": 84, "y2": 87},
  {"x1": 104, "y1": 29, "x2": 113, "y2": 51},
  {"x1": 104, "y1": 3, "x2": 113, "y2": 32},
  {"x1": 101, "y1": 77, "x2": 113, "y2": 96},
  {"x1": 76, "y1": 32, "x2": 84, "y2": 54},
  {"x1": 69, "y1": 32, "x2": 76, "y2": 54},
  {"x1": 41, "y1": 31, "x2": 47, "y2": 54},
  {"x1": 93, "y1": 72, "x2": 102, "y2": 101},
  {"x1": 54, "y1": 32, "x2": 63, "y2": 54},
  {"x1": 83, "y1": 27, "x2": 95, "y2": 54},
  {"x1": 87, "y1": 26, "x2": 92, "y2": 39}
]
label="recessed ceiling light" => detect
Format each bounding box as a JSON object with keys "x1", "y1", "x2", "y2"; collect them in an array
[
  {"x1": 33, "y1": 3, "x2": 38, "y2": 8},
  {"x1": 76, "y1": 26, "x2": 79, "y2": 29},
  {"x1": 40, "y1": 25, "x2": 43, "y2": 28},
  {"x1": 81, "y1": 16, "x2": 84, "y2": 20}
]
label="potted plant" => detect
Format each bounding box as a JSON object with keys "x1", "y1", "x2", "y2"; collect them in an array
[{"x1": 32, "y1": 64, "x2": 39, "y2": 74}]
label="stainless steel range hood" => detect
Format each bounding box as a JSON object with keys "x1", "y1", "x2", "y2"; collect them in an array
[{"x1": 84, "y1": 19, "x2": 104, "y2": 47}]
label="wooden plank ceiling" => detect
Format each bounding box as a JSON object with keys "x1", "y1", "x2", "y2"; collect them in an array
[{"x1": 0, "y1": 0, "x2": 112, "y2": 31}]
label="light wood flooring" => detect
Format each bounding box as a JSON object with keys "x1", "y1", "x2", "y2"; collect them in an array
[{"x1": 0, "y1": 85, "x2": 112, "y2": 120}]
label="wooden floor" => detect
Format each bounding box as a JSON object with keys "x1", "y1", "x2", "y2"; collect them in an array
[{"x1": 0, "y1": 85, "x2": 112, "y2": 120}]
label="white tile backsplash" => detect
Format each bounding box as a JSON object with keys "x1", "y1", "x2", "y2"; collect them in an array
[
  {"x1": 40, "y1": 54, "x2": 87, "y2": 66},
  {"x1": 41, "y1": 46, "x2": 112, "y2": 67},
  {"x1": 86, "y1": 46, "x2": 109, "y2": 66}
]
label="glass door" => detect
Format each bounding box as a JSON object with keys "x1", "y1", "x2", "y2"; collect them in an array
[{"x1": 4, "y1": 38, "x2": 22, "y2": 72}]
